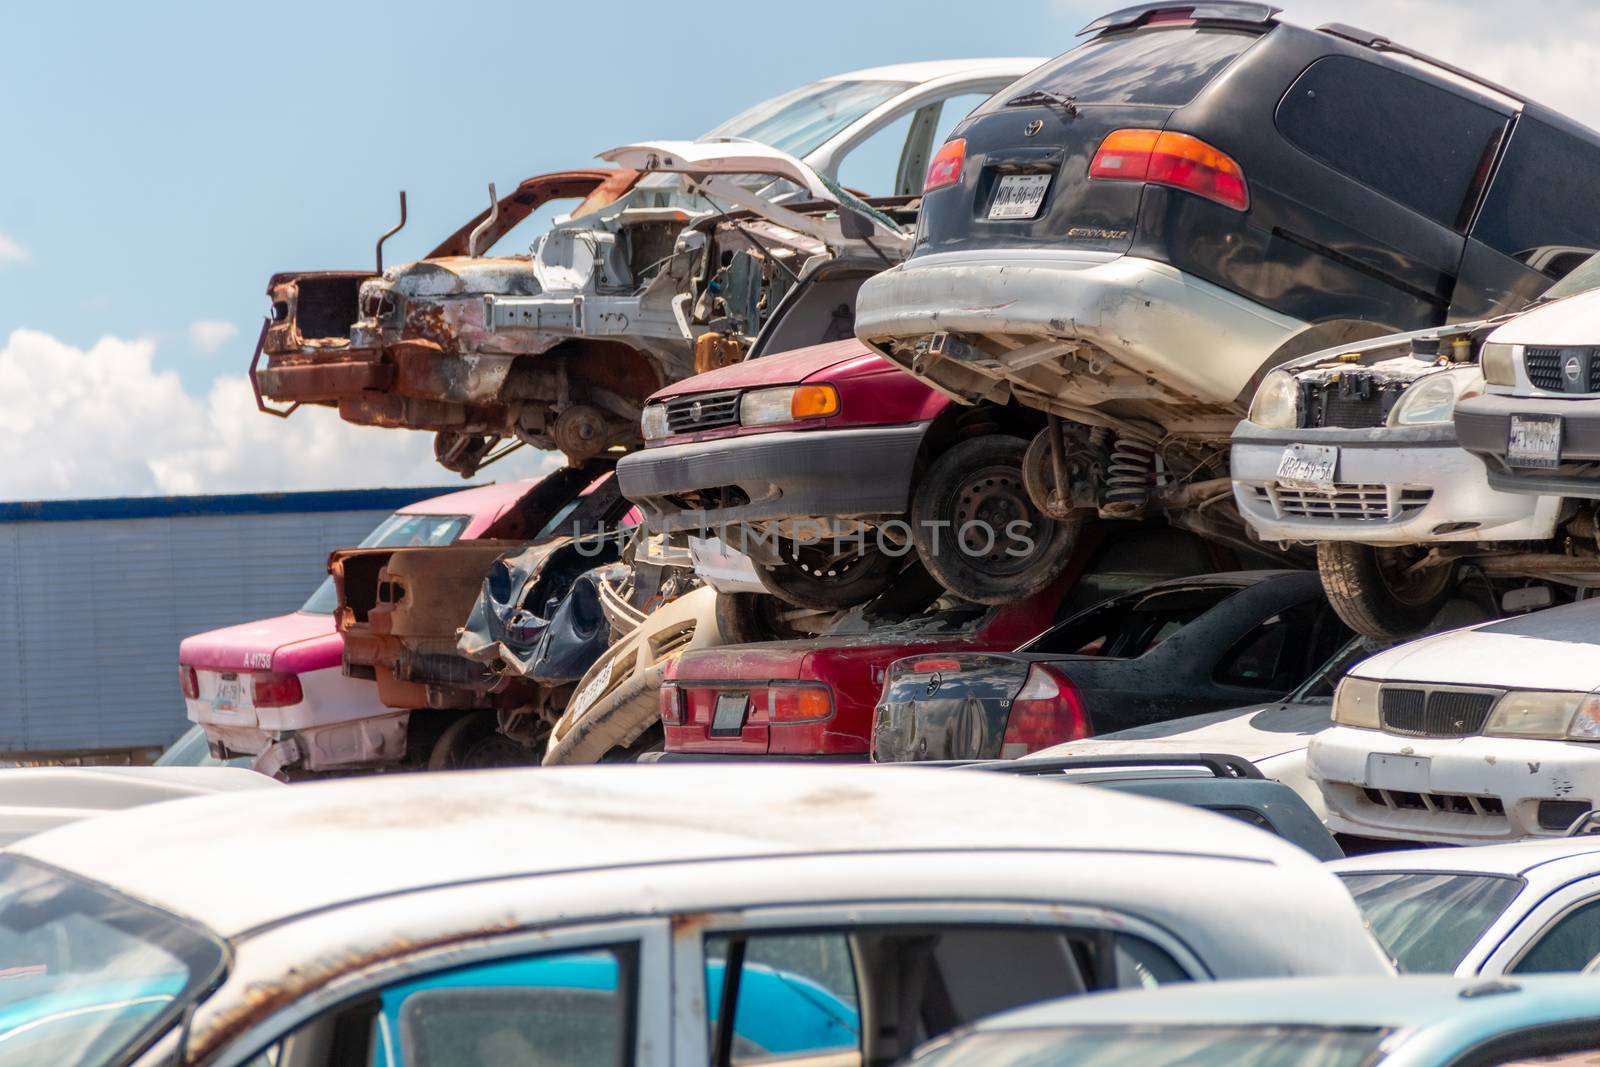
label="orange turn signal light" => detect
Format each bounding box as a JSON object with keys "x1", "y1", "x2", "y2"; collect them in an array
[{"x1": 790, "y1": 384, "x2": 840, "y2": 420}]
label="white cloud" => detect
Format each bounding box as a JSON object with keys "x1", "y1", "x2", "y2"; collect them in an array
[
  {"x1": 0, "y1": 232, "x2": 28, "y2": 266},
  {"x1": 188, "y1": 319, "x2": 239, "y2": 354},
  {"x1": 0, "y1": 328, "x2": 559, "y2": 500}
]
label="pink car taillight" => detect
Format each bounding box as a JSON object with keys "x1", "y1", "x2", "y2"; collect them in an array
[
  {"x1": 1001, "y1": 664, "x2": 1090, "y2": 756},
  {"x1": 179, "y1": 665, "x2": 199, "y2": 700},
  {"x1": 251, "y1": 671, "x2": 304, "y2": 708}
]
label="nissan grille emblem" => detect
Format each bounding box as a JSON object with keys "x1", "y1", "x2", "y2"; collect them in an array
[
  {"x1": 926, "y1": 671, "x2": 943, "y2": 695},
  {"x1": 689, "y1": 400, "x2": 704, "y2": 421},
  {"x1": 1024, "y1": 119, "x2": 1045, "y2": 137},
  {"x1": 1565, "y1": 355, "x2": 1584, "y2": 386}
]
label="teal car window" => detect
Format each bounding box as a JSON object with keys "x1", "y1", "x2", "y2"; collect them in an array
[
  {"x1": 1340, "y1": 871, "x2": 1522, "y2": 973},
  {"x1": 705, "y1": 933, "x2": 862, "y2": 1064},
  {"x1": 1513, "y1": 897, "x2": 1600, "y2": 974},
  {"x1": 0, "y1": 856, "x2": 225, "y2": 1067}
]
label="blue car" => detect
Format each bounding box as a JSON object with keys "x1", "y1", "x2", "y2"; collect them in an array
[{"x1": 908, "y1": 975, "x2": 1600, "y2": 1067}]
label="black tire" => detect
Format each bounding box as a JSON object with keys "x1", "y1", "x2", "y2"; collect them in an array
[
  {"x1": 716, "y1": 592, "x2": 829, "y2": 643},
  {"x1": 426, "y1": 710, "x2": 539, "y2": 771},
  {"x1": 755, "y1": 540, "x2": 897, "y2": 610},
  {"x1": 911, "y1": 435, "x2": 1079, "y2": 606},
  {"x1": 1317, "y1": 542, "x2": 1456, "y2": 640}
]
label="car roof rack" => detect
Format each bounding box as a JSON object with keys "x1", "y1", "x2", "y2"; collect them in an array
[
  {"x1": 1564, "y1": 809, "x2": 1600, "y2": 837},
  {"x1": 969, "y1": 752, "x2": 1266, "y2": 780},
  {"x1": 1316, "y1": 24, "x2": 1528, "y2": 105},
  {"x1": 1079, "y1": 3, "x2": 1281, "y2": 36}
]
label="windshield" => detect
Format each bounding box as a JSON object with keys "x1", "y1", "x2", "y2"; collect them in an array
[
  {"x1": 703, "y1": 78, "x2": 910, "y2": 159},
  {"x1": 1021, "y1": 585, "x2": 1236, "y2": 657},
  {"x1": 0, "y1": 856, "x2": 224, "y2": 1066},
  {"x1": 300, "y1": 511, "x2": 471, "y2": 614},
  {"x1": 1340, "y1": 871, "x2": 1522, "y2": 973},
  {"x1": 913, "y1": 1024, "x2": 1389, "y2": 1067},
  {"x1": 1542, "y1": 251, "x2": 1600, "y2": 301},
  {"x1": 1288, "y1": 637, "x2": 1394, "y2": 704}
]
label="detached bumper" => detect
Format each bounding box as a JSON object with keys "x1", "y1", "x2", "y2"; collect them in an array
[
  {"x1": 1310, "y1": 725, "x2": 1600, "y2": 843},
  {"x1": 617, "y1": 424, "x2": 928, "y2": 537},
  {"x1": 1231, "y1": 422, "x2": 1559, "y2": 544},
  {"x1": 1457, "y1": 393, "x2": 1600, "y2": 498},
  {"x1": 853, "y1": 250, "x2": 1306, "y2": 411}
]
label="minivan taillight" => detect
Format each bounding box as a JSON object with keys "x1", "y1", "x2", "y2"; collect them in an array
[
  {"x1": 1089, "y1": 129, "x2": 1249, "y2": 211},
  {"x1": 251, "y1": 671, "x2": 304, "y2": 708},
  {"x1": 924, "y1": 138, "x2": 967, "y2": 193},
  {"x1": 1001, "y1": 664, "x2": 1089, "y2": 758},
  {"x1": 179, "y1": 665, "x2": 199, "y2": 700}
]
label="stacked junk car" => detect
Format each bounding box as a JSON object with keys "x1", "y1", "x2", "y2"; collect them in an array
[{"x1": 180, "y1": 1, "x2": 1600, "y2": 864}]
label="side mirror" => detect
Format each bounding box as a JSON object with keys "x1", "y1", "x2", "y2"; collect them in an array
[{"x1": 837, "y1": 205, "x2": 874, "y2": 240}]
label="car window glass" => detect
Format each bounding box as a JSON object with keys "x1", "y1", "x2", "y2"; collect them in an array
[
  {"x1": 1215, "y1": 602, "x2": 1349, "y2": 691},
  {"x1": 1276, "y1": 56, "x2": 1508, "y2": 230},
  {"x1": 1339, "y1": 871, "x2": 1521, "y2": 972},
  {"x1": 908, "y1": 1024, "x2": 1388, "y2": 1067},
  {"x1": 705, "y1": 925, "x2": 1187, "y2": 1065},
  {"x1": 930, "y1": 93, "x2": 992, "y2": 152},
  {"x1": 1023, "y1": 586, "x2": 1235, "y2": 656},
  {"x1": 1474, "y1": 117, "x2": 1600, "y2": 278},
  {"x1": 372, "y1": 946, "x2": 633, "y2": 1067},
  {"x1": 1512, "y1": 898, "x2": 1600, "y2": 974},
  {"x1": 835, "y1": 110, "x2": 917, "y2": 197},
  {"x1": 703, "y1": 79, "x2": 911, "y2": 160},
  {"x1": 976, "y1": 28, "x2": 1258, "y2": 112}
]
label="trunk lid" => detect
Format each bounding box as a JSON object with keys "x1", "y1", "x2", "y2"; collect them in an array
[{"x1": 873, "y1": 653, "x2": 1042, "y2": 762}]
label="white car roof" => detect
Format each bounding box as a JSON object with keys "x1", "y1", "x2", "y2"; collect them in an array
[
  {"x1": 1331, "y1": 836, "x2": 1600, "y2": 880},
  {"x1": 14, "y1": 765, "x2": 1326, "y2": 938},
  {"x1": 1351, "y1": 601, "x2": 1600, "y2": 692},
  {"x1": 0, "y1": 766, "x2": 276, "y2": 847},
  {"x1": 820, "y1": 58, "x2": 1043, "y2": 84}
]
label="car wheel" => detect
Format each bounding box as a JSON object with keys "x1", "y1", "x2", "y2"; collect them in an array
[
  {"x1": 1317, "y1": 542, "x2": 1456, "y2": 640},
  {"x1": 426, "y1": 710, "x2": 538, "y2": 771},
  {"x1": 755, "y1": 540, "x2": 898, "y2": 610},
  {"x1": 716, "y1": 592, "x2": 835, "y2": 643},
  {"x1": 911, "y1": 435, "x2": 1079, "y2": 606}
]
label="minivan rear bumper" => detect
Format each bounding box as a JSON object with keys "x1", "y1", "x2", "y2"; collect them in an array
[{"x1": 853, "y1": 250, "x2": 1307, "y2": 411}]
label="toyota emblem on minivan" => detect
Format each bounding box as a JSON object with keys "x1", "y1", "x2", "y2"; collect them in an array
[{"x1": 1023, "y1": 119, "x2": 1044, "y2": 137}]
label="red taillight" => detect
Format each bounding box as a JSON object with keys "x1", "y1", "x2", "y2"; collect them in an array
[
  {"x1": 1089, "y1": 129, "x2": 1249, "y2": 211},
  {"x1": 251, "y1": 671, "x2": 304, "y2": 708},
  {"x1": 179, "y1": 666, "x2": 199, "y2": 700},
  {"x1": 924, "y1": 138, "x2": 967, "y2": 193},
  {"x1": 1001, "y1": 664, "x2": 1090, "y2": 757},
  {"x1": 660, "y1": 684, "x2": 684, "y2": 726},
  {"x1": 770, "y1": 685, "x2": 833, "y2": 724}
]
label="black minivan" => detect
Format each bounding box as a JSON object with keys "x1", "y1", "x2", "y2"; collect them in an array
[{"x1": 854, "y1": 1, "x2": 1600, "y2": 523}]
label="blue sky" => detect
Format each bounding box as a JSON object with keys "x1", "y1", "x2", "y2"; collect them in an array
[{"x1": 2, "y1": 0, "x2": 1592, "y2": 498}]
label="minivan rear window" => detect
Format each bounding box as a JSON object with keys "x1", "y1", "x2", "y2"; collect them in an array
[
  {"x1": 979, "y1": 28, "x2": 1259, "y2": 110},
  {"x1": 1276, "y1": 56, "x2": 1509, "y2": 230},
  {"x1": 1472, "y1": 117, "x2": 1600, "y2": 278}
]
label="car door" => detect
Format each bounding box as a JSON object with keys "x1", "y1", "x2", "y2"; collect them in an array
[
  {"x1": 672, "y1": 901, "x2": 1202, "y2": 1067},
  {"x1": 202, "y1": 919, "x2": 672, "y2": 1067},
  {"x1": 1479, "y1": 877, "x2": 1600, "y2": 976}
]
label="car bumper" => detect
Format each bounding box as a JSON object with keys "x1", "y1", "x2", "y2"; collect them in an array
[
  {"x1": 1310, "y1": 725, "x2": 1600, "y2": 843},
  {"x1": 1231, "y1": 422, "x2": 1560, "y2": 543},
  {"x1": 617, "y1": 424, "x2": 927, "y2": 539},
  {"x1": 1457, "y1": 392, "x2": 1600, "y2": 498},
  {"x1": 853, "y1": 250, "x2": 1306, "y2": 413}
]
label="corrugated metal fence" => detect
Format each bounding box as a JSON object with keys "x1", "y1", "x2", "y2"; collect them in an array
[{"x1": 0, "y1": 489, "x2": 458, "y2": 757}]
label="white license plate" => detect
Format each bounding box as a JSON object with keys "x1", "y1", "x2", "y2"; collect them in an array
[
  {"x1": 1508, "y1": 414, "x2": 1562, "y2": 469},
  {"x1": 213, "y1": 678, "x2": 242, "y2": 712},
  {"x1": 568, "y1": 658, "x2": 615, "y2": 721},
  {"x1": 1276, "y1": 444, "x2": 1339, "y2": 485},
  {"x1": 988, "y1": 173, "x2": 1052, "y2": 220},
  {"x1": 1366, "y1": 753, "x2": 1431, "y2": 793}
]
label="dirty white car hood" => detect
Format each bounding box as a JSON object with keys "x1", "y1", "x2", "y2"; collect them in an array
[
  {"x1": 1488, "y1": 285, "x2": 1600, "y2": 347},
  {"x1": 1352, "y1": 603, "x2": 1600, "y2": 692}
]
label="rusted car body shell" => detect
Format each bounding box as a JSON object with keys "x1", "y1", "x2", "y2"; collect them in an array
[{"x1": 255, "y1": 169, "x2": 638, "y2": 412}]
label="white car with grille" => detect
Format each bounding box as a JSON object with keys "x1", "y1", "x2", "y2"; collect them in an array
[
  {"x1": 1234, "y1": 319, "x2": 1565, "y2": 641},
  {"x1": 1309, "y1": 599, "x2": 1600, "y2": 845}
]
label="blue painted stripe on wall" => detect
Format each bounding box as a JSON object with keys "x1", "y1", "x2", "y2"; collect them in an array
[{"x1": 0, "y1": 486, "x2": 473, "y2": 524}]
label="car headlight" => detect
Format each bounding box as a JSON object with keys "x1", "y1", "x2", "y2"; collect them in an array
[
  {"x1": 640, "y1": 402, "x2": 670, "y2": 441},
  {"x1": 1332, "y1": 677, "x2": 1381, "y2": 729},
  {"x1": 1248, "y1": 370, "x2": 1300, "y2": 429},
  {"x1": 1480, "y1": 342, "x2": 1516, "y2": 387},
  {"x1": 1486, "y1": 691, "x2": 1600, "y2": 740},
  {"x1": 739, "y1": 384, "x2": 840, "y2": 427},
  {"x1": 1387, "y1": 369, "x2": 1484, "y2": 427}
]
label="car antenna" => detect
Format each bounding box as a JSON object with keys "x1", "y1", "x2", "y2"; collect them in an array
[
  {"x1": 375, "y1": 190, "x2": 407, "y2": 275},
  {"x1": 468, "y1": 183, "x2": 499, "y2": 258}
]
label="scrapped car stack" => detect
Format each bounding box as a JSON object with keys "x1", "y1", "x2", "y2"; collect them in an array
[{"x1": 183, "y1": 3, "x2": 1600, "y2": 850}]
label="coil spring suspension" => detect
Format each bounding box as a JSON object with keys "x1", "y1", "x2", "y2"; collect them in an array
[{"x1": 1103, "y1": 434, "x2": 1158, "y2": 516}]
